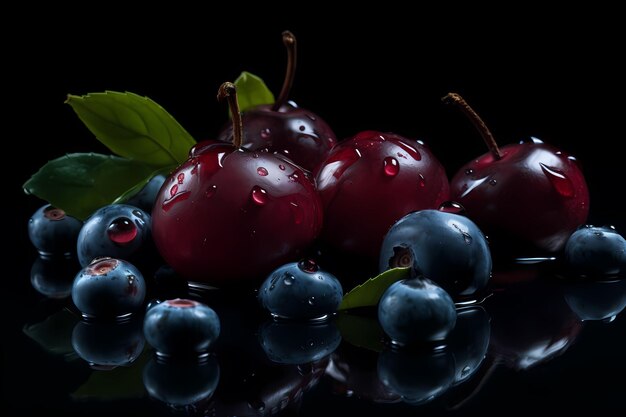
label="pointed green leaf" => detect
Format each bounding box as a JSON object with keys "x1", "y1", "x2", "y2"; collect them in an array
[
  {"x1": 233, "y1": 71, "x2": 275, "y2": 113},
  {"x1": 338, "y1": 268, "x2": 411, "y2": 311},
  {"x1": 66, "y1": 91, "x2": 195, "y2": 166},
  {"x1": 23, "y1": 153, "x2": 155, "y2": 220},
  {"x1": 113, "y1": 165, "x2": 175, "y2": 204}
]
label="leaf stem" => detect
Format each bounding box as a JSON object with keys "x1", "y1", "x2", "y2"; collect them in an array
[
  {"x1": 272, "y1": 30, "x2": 297, "y2": 111},
  {"x1": 218, "y1": 82, "x2": 243, "y2": 148},
  {"x1": 442, "y1": 93, "x2": 502, "y2": 160}
]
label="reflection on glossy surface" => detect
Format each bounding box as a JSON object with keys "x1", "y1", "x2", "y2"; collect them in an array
[
  {"x1": 258, "y1": 319, "x2": 341, "y2": 365},
  {"x1": 377, "y1": 346, "x2": 455, "y2": 405},
  {"x1": 72, "y1": 316, "x2": 145, "y2": 369},
  {"x1": 487, "y1": 279, "x2": 582, "y2": 369},
  {"x1": 143, "y1": 355, "x2": 220, "y2": 408},
  {"x1": 562, "y1": 278, "x2": 626, "y2": 321},
  {"x1": 30, "y1": 256, "x2": 78, "y2": 299},
  {"x1": 22, "y1": 308, "x2": 78, "y2": 359},
  {"x1": 448, "y1": 306, "x2": 491, "y2": 385}
]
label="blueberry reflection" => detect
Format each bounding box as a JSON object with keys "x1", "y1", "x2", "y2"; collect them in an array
[
  {"x1": 30, "y1": 256, "x2": 79, "y2": 299},
  {"x1": 258, "y1": 319, "x2": 341, "y2": 365},
  {"x1": 143, "y1": 355, "x2": 219, "y2": 410},
  {"x1": 72, "y1": 316, "x2": 145, "y2": 369},
  {"x1": 562, "y1": 278, "x2": 626, "y2": 322},
  {"x1": 487, "y1": 279, "x2": 582, "y2": 369},
  {"x1": 448, "y1": 306, "x2": 491, "y2": 385},
  {"x1": 377, "y1": 345, "x2": 455, "y2": 405}
]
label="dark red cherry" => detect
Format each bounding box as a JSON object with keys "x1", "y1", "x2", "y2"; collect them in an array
[
  {"x1": 444, "y1": 93, "x2": 589, "y2": 253},
  {"x1": 316, "y1": 131, "x2": 449, "y2": 259},
  {"x1": 152, "y1": 83, "x2": 322, "y2": 286},
  {"x1": 217, "y1": 31, "x2": 336, "y2": 173}
]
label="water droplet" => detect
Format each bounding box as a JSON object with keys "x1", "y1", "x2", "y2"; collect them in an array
[
  {"x1": 260, "y1": 128, "x2": 271, "y2": 139},
  {"x1": 383, "y1": 156, "x2": 399, "y2": 177},
  {"x1": 290, "y1": 201, "x2": 303, "y2": 224},
  {"x1": 248, "y1": 400, "x2": 265, "y2": 412},
  {"x1": 132, "y1": 209, "x2": 144, "y2": 218},
  {"x1": 418, "y1": 173, "x2": 426, "y2": 188},
  {"x1": 251, "y1": 186, "x2": 268, "y2": 205},
  {"x1": 451, "y1": 222, "x2": 473, "y2": 244},
  {"x1": 177, "y1": 173, "x2": 185, "y2": 184},
  {"x1": 299, "y1": 259, "x2": 319, "y2": 273},
  {"x1": 465, "y1": 168, "x2": 474, "y2": 175},
  {"x1": 252, "y1": 152, "x2": 259, "y2": 159},
  {"x1": 169, "y1": 184, "x2": 178, "y2": 197},
  {"x1": 288, "y1": 172, "x2": 300, "y2": 182},
  {"x1": 306, "y1": 113, "x2": 316, "y2": 121},
  {"x1": 279, "y1": 164, "x2": 285, "y2": 170},
  {"x1": 162, "y1": 191, "x2": 191, "y2": 211},
  {"x1": 257, "y1": 167, "x2": 268, "y2": 176},
  {"x1": 205, "y1": 185, "x2": 217, "y2": 198},
  {"x1": 489, "y1": 179, "x2": 497, "y2": 186},
  {"x1": 308, "y1": 296, "x2": 315, "y2": 306},
  {"x1": 568, "y1": 156, "x2": 578, "y2": 162},
  {"x1": 461, "y1": 366, "x2": 471, "y2": 376},
  {"x1": 439, "y1": 201, "x2": 466, "y2": 214},
  {"x1": 107, "y1": 218, "x2": 137, "y2": 244},
  {"x1": 307, "y1": 339, "x2": 315, "y2": 347},
  {"x1": 540, "y1": 163, "x2": 575, "y2": 197},
  {"x1": 317, "y1": 275, "x2": 324, "y2": 280},
  {"x1": 594, "y1": 231, "x2": 604, "y2": 237},
  {"x1": 283, "y1": 274, "x2": 295, "y2": 285},
  {"x1": 299, "y1": 125, "x2": 306, "y2": 131}
]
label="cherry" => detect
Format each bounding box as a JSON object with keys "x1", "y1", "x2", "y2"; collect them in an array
[
  {"x1": 315, "y1": 130, "x2": 449, "y2": 259},
  {"x1": 445, "y1": 93, "x2": 589, "y2": 253},
  {"x1": 152, "y1": 83, "x2": 323, "y2": 286},
  {"x1": 217, "y1": 31, "x2": 336, "y2": 173}
]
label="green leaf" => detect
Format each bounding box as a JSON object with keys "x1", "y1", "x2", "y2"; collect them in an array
[
  {"x1": 336, "y1": 313, "x2": 385, "y2": 352},
  {"x1": 338, "y1": 268, "x2": 411, "y2": 311},
  {"x1": 113, "y1": 165, "x2": 174, "y2": 204},
  {"x1": 23, "y1": 153, "x2": 155, "y2": 220},
  {"x1": 66, "y1": 91, "x2": 195, "y2": 167},
  {"x1": 22, "y1": 309, "x2": 79, "y2": 360},
  {"x1": 233, "y1": 71, "x2": 275, "y2": 113}
]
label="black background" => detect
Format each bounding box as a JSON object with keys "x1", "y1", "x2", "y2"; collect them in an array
[{"x1": 5, "y1": 9, "x2": 626, "y2": 416}]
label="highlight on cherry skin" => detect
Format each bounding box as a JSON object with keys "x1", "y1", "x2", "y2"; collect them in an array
[
  {"x1": 143, "y1": 298, "x2": 221, "y2": 358},
  {"x1": 217, "y1": 31, "x2": 336, "y2": 173},
  {"x1": 28, "y1": 204, "x2": 83, "y2": 258},
  {"x1": 379, "y1": 208, "x2": 492, "y2": 299},
  {"x1": 258, "y1": 260, "x2": 343, "y2": 321},
  {"x1": 152, "y1": 83, "x2": 323, "y2": 286},
  {"x1": 444, "y1": 93, "x2": 589, "y2": 253},
  {"x1": 76, "y1": 204, "x2": 151, "y2": 268},
  {"x1": 316, "y1": 130, "x2": 450, "y2": 259},
  {"x1": 71, "y1": 257, "x2": 146, "y2": 319}
]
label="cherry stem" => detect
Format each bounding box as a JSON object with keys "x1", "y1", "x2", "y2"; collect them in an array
[
  {"x1": 442, "y1": 92, "x2": 502, "y2": 160},
  {"x1": 217, "y1": 82, "x2": 243, "y2": 148},
  {"x1": 272, "y1": 30, "x2": 297, "y2": 111}
]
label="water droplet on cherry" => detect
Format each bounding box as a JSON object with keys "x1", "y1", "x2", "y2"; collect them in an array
[
  {"x1": 540, "y1": 163, "x2": 575, "y2": 197},
  {"x1": 383, "y1": 156, "x2": 399, "y2": 177},
  {"x1": 170, "y1": 184, "x2": 178, "y2": 197},
  {"x1": 251, "y1": 186, "x2": 268, "y2": 205},
  {"x1": 279, "y1": 164, "x2": 285, "y2": 171},
  {"x1": 260, "y1": 128, "x2": 271, "y2": 139},
  {"x1": 439, "y1": 201, "x2": 466, "y2": 214},
  {"x1": 257, "y1": 167, "x2": 269, "y2": 176},
  {"x1": 107, "y1": 217, "x2": 137, "y2": 244},
  {"x1": 418, "y1": 174, "x2": 426, "y2": 188},
  {"x1": 396, "y1": 141, "x2": 421, "y2": 160},
  {"x1": 205, "y1": 185, "x2": 217, "y2": 198},
  {"x1": 177, "y1": 173, "x2": 185, "y2": 184},
  {"x1": 489, "y1": 179, "x2": 497, "y2": 186},
  {"x1": 465, "y1": 168, "x2": 474, "y2": 175}
]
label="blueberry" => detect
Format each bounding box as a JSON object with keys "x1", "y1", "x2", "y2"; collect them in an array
[
  {"x1": 71, "y1": 257, "x2": 146, "y2": 319},
  {"x1": 30, "y1": 256, "x2": 78, "y2": 299},
  {"x1": 563, "y1": 279, "x2": 626, "y2": 321},
  {"x1": 379, "y1": 209, "x2": 492, "y2": 298},
  {"x1": 143, "y1": 299, "x2": 220, "y2": 358},
  {"x1": 258, "y1": 260, "x2": 343, "y2": 320},
  {"x1": 378, "y1": 279, "x2": 456, "y2": 345},
  {"x1": 143, "y1": 355, "x2": 220, "y2": 408},
  {"x1": 76, "y1": 204, "x2": 151, "y2": 267},
  {"x1": 564, "y1": 225, "x2": 626, "y2": 277},
  {"x1": 258, "y1": 320, "x2": 341, "y2": 365},
  {"x1": 377, "y1": 347, "x2": 455, "y2": 405},
  {"x1": 28, "y1": 204, "x2": 82, "y2": 257},
  {"x1": 71, "y1": 316, "x2": 145, "y2": 369},
  {"x1": 447, "y1": 306, "x2": 491, "y2": 385},
  {"x1": 124, "y1": 174, "x2": 167, "y2": 213}
]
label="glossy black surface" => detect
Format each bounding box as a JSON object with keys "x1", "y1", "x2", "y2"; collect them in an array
[{"x1": 8, "y1": 16, "x2": 626, "y2": 416}]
